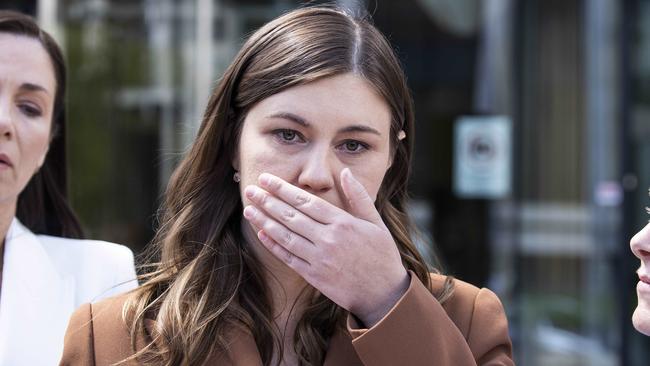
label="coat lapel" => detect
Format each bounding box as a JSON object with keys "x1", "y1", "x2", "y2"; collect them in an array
[
  {"x1": 0, "y1": 218, "x2": 75, "y2": 365},
  {"x1": 191, "y1": 327, "x2": 361, "y2": 365},
  {"x1": 143, "y1": 319, "x2": 264, "y2": 366},
  {"x1": 140, "y1": 321, "x2": 362, "y2": 365}
]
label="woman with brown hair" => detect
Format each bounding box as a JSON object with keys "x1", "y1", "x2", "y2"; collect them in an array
[
  {"x1": 61, "y1": 6, "x2": 513, "y2": 366},
  {"x1": 0, "y1": 10, "x2": 136, "y2": 365}
]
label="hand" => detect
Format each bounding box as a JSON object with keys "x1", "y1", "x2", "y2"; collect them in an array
[{"x1": 242, "y1": 168, "x2": 410, "y2": 327}]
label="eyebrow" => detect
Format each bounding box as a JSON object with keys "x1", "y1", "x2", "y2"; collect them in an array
[
  {"x1": 267, "y1": 112, "x2": 309, "y2": 127},
  {"x1": 266, "y1": 111, "x2": 382, "y2": 136},
  {"x1": 19, "y1": 82, "x2": 50, "y2": 95}
]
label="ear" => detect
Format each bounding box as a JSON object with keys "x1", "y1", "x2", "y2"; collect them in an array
[{"x1": 387, "y1": 130, "x2": 406, "y2": 170}]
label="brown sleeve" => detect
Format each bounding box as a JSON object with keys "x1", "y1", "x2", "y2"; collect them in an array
[
  {"x1": 467, "y1": 289, "x2": 514, "y2": 365},
  {"x1": 347, "y1": 274, "x2": 514, "y2": 366},
  {"x1": 59, "y1": 303, "x2": 95, "y2": 366}
]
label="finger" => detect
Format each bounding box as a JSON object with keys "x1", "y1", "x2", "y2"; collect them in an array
[
  {"x1": 257, "y1": 173, "x2": 344, "y2": 224},
  {"x1": 257, "y1": 229, "x2": 311, "y2": 274},
  {"x1": 243, "y1": 205, "x2": 316, "y2": 263},
  {"x1": 340, "y1": 168, "x2": 382, "y2": 224},
  {"x1": 244, "y1": 185, "x2": 323, "y2": 242}
]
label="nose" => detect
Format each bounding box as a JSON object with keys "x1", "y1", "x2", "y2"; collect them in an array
[
  {"x1": 297, "y1": 145, "x2": 336, "y2": 194},
  {"x1": 631, "y1": 223, "x2": 650, "y2": 260},
  {"x1": 0, "y1": 98, "x2": 12, "y2": 140}
]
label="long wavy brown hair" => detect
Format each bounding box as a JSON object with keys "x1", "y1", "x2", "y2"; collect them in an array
[{"x1": 123, "y1": 5, "x2": 453, "y2": 366}]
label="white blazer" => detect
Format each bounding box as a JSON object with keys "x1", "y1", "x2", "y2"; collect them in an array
[{"x1": 0, "y1": 218, "x2": 138, "y2": 365}]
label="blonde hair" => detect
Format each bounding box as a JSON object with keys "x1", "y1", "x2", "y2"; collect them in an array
[{"x1": 122, "y1": 6, "x2": 453, "y2": 366}]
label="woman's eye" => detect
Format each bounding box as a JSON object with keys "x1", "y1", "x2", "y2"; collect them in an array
[
  {"x1": 345, "y1": 141, "x2": 360, "y2": 151},
  {"x1": 341, "y1": 140, "x2": 367, "y2": 153},
  {"x1": 18, "y1": 103, "x2": 43, "y2": 118},
  {"x1": 274, "y1": 129, "x2": 303, "y2": 144},
  {"x1": 281, "y1": 130, "x2": 297, "y2": 141}
]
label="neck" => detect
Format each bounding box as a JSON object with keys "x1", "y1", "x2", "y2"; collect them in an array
[
  {"x1": 241, "y1": 219, "x2": 309, "y2": 320},
  {"x1": 0, "y1": 198, "x2": 16, "y2": 246},
  {"x1": 241, "y1": 220, "x2": 311, "y2": 365}
]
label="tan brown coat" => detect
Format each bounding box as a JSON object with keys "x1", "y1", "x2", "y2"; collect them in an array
[{"x1": 59, "y1": 274, "x2": 514, "y2": 365}]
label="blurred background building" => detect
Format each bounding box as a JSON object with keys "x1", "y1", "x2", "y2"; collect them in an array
[{"x1": 3, "y1": 0, "x2": 650, "y2": 364}]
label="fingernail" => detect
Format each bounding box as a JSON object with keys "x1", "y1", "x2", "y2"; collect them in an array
[
  {"x1": 244, "y1": 185, "x2": 256, "y2": 198},
  {"x1": 258, "y1": 230, "x2": 268, "y2": 241},
  {"x1": 259, "y1": 174, "x2": 270, "y2": 187},
  {"x1": 243, "y1": 206, "x2": 257, "y2": 219}
]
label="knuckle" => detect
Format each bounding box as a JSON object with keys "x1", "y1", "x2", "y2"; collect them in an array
[
  {"x1": 259, "y1": 192, "x2": 269, "y2": 206},
  {"x1": 281, "y1": 209, "x2": 295, "y2": 222},
  {"x1": 251, "y1": 211, "x2": 264, "y2": 226},
  {"x1": 320, "y1": 256, "x2": 333, "y2": 270},
  {"x1": 284, "y1": 251, "x2": 294, "y2": 265},
  {"x1": 267, "y1": 241, "x2": 277, "y2": 251},
  {"x1": 262, "y1": 220, "x2": 275, "y2": 233},
  {"x1": 283, "y1": 231, "x2": 294, "y2": 248},
  {"x1": 305, "y1": 264, "x2": 318, "y2": 278},
  {"x1": 268, "y1": 176, "x2": 282, "y2": 191},
  {"x1": 295, "y1": 193, "x2": 311, "y2": 207},
  {"x1": 321, "y1": 257, "x2": 340, "y2": 274},
  {"x1": 321, "y1": 233, "x2": 337, "y2": 246},
  {"x1": 333, "y1": 219, "x2": 354, "y2": 234}
]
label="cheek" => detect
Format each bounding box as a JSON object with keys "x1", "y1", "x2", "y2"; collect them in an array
[
  {"x1": 354, "y1": 159, "x2": 391, "y2": 201},
  {"x1": 18, "y1": 123, "x2": 50, "y2": 172},
  {"x1": 7, "y1": 123, "x2": 51, "y2": 201},
  {"x1": 239, "y1": 142, "x2": 297, "y2": 186}
]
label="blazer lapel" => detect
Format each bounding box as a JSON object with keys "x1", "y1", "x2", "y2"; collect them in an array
[
  {"x1": 144, "y1": 320, "x2": 263, "y2": 366},
  {"x1": 0, "y1": 219, "x2": 75, "y2": 365},
  {"x1": 140, "y1": 319, "x2": 363, "y2": 365},
  {"x1": 197, "y1": 326, "x2": 363, "y2": 365}
]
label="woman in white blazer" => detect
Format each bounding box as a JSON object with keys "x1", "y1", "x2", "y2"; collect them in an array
[{"x1": 0, "y1": 11, "x2": 137, "y2": 364}]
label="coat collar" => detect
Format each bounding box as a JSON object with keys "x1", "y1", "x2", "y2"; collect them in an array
[
  {"x1": 139, "y1": 316, "x2": 362, "y2": 365},
  {"x1": 0, "y1": 218, "x2": 75, "y2": 365}
]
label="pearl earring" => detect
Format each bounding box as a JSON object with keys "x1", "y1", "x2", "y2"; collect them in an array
[{"x1": 233, "y1": 171, "x2": 241, "y2": 182}]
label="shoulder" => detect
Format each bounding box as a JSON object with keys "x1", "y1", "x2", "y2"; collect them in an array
[
  {"x1": 347, "y1": 272, "x2": 513, "y2": 365},
  {"x1": 429, "y1": 273, "x2": 507, "y2": 337},
  {"x1": 430, "y1": 273, "x2": 512, "y2": 361},
  {"x1": 37, "y1": 235, "x2": 135, "y2": 277},
  {"x1": 38, "y1": 235, "x2": 134, "y2": 262},
  {"x1": 87, "y1": 294, "x2": 133, "y2": 344},
  {"x1": 38, "y1": 235, "x2": 138, "y2": 303},
  {"x1": 62, "y1": 294, "x2": 139, "y2": 365}
]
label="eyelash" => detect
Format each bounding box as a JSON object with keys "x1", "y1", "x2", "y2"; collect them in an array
[
  {"x1": 274, "y1": 129, "x2": 305, "y2": 144},
  {"x1": 272, "y1": 129, "x2": 369, "y2": 155},
  {"x1": 18, "y1": 103, "x2": 43, "y2": 118},
  {"x1": 337, "y1": 139, "x2": 369, "y2": 154}
]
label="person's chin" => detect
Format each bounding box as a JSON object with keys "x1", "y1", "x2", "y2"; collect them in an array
[{"x1": 633, "y1": 305, "x2": 650, "y2": 336}]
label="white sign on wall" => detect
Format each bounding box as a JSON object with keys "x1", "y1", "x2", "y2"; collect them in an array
[{"x1": 453, "y1": 115, "x2": 512, "y2": 199}]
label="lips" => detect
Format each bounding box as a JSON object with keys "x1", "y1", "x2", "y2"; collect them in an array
[
  {"x1": 637, "y1": 272, "x2": 650, "y2": 295},
  {"x1": 640, "y1": 274, "x2": 650, "y2": 285},
  {"x1": 0, "y1": 153, "x2": 12, "y2": 167}
]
